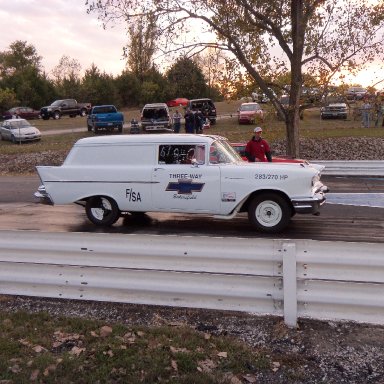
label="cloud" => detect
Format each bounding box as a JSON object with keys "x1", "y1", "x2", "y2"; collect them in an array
[{"x1": 0, "y1": 0, "x2": 127, "y2": 76}]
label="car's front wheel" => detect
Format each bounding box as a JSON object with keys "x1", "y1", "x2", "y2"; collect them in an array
[
  {"x1": 248, "y1": 193, "x2": 291, "y2": 233},
  {"x1": 85, "y1": 196, "x2": 120, "y2": 226}
]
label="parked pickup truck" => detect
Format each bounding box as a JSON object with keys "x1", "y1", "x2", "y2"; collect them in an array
[
  {"x1": 40, "y1": 99, "x2": 91, "y2": 120},
  {"x1": 87, "y1": 105, "x2": 124, "y2": 134},
  {"x1": 34, "y1": 134, "x2": 328, "y2": 233}
]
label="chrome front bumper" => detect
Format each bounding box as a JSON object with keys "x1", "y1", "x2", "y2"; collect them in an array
[{"x1": 291, "y1": 184, "x2": 329, "y2": 215}]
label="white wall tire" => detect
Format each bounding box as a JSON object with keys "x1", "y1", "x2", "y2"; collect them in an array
[{"x1": 248, "y1": 193, "x2": 291, "y2": 233}]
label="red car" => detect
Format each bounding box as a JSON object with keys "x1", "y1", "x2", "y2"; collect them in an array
[
  {"x1": 237, "y1": 102, "x2": 265, "y2": 124},
  {"x1": 230, "y1": 142, "x2": 307, "y2": 163},
  {"x1": 3, "y1": 107, "x2": 41, "y2": 120},
  {"x1": 166, "y1": 98, "x2": 189, "y2": 108}
]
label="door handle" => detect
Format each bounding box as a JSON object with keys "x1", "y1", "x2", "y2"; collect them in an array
[{"x1": 154, "y1": 167, "x2": 165, "y2": 171}]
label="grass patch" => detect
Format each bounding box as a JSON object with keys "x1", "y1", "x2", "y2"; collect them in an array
[
  {"x1": 1, "y1": 101, "x2": 383, "y2": 157},
  {"x1": 0, "y1": 311, "x2": 271, "y2": 383}
]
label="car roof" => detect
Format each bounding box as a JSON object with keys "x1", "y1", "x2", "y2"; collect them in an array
[
  {"x1": 143, "y1": 103, "x2": 168, "y2": 108},
  {"x1": 6, "y1": 118, "x2": 28, "y2": 123},
  {"x1": 188, "y1": 98, "x2": 213, "y2": 102},
  {"x1": 74, "y1": 134, "x2": 227, "y2": 147},
  {"x1": 240, "y1": 102, "x2": 260, "y2": 106}
]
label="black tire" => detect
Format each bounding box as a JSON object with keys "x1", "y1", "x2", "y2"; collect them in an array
[
  {"x1": 248, "y1": 193, "x2": 291, "y2": 233},
  {"x1": 85, "y1": 196, "x2": 120, "y2": 226},
  {"x1": 118, "y1": 123, "x2": 123, "y2": 133},
  {"x1": 87, "y1": 123, "x2": 92, "y2": 132},
  {"x1": 53, "y1": 111, "x2": 61, "y2": 120},
  {"x1": 42, "y1": 116, "x2": 49, "y2": 120},
  {"x1": 80, "y1": 109, "x2": 87, "y2": 117},
  {"x1": 11, "y1": 135, "x2": 16, "y2": 143}
]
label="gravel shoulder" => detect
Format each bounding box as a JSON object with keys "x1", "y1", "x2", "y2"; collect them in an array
[{"x1": 1, "y1": 296, "x2": 383, "y2": 383}]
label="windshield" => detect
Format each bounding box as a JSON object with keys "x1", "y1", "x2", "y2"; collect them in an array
[
  {"x1": 209, "y1": 140, "x2": 242, "y2": 164},
  {"x1": 51, "y1": 100, "x2": 63, "y2": 106},
  {"x1": 8, "y1": 120, "x2": 31, "y2": 129},
  {"x1": 240, "y1": 104, "x2": 260, "y2": 111}
]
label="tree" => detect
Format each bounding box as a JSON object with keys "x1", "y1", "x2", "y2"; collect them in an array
[
  {"x1": 81, "y1": 64, "x2": 118, "y2": 106},
  {"x1": 0, "y1": 40, "x2": 41, "y2": 76},
  {"x1": 52, "y1": 55, "x2": 82, "y2": 99},
  {"x1": 124, "y1": 16, "x2": 157, "y2": 82},
  {"x1": 0, "y1": 88, "x2": 18, "y2": 114},
  {"x1": 166, "y1": 57, "x2": 209, "y2": 99},
  {"x1": 0, "y1": 41, "x2": 55, "y2": 108},
  {"x1": 86, "y1": 0, "x2": 384, "y2": 157},
  {"x1": 114, "y1": 70, "x2": 142, "y2": 107}
]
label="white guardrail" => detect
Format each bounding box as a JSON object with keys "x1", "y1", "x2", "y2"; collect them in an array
[
  {"x1": 313, "y1": 160, "x2": 384, "y2": 176},
  {"x1": 0, "y1": 230, "x2": 383, "y2": 327}
]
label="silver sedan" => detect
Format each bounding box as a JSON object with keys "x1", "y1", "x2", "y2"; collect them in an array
[{"x1": 0, "y1": 118, "x2": 41, "y2": 143}]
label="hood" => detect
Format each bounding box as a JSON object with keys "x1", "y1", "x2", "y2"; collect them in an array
[{"x1": 14, "y1": 127, "x2": 40, "y2": 136}]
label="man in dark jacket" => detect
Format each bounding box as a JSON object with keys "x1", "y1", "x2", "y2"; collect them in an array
[{"x1": 245, "y1": 127, "x2": 272, "y2": 162}]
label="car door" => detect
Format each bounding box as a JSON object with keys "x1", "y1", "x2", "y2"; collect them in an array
[
  {"x1": 152, "y1": 143, "x2": 221, "y2": 213},
  {"x1": 0, "y1": 122, "x2": 11, "y2": 140}
]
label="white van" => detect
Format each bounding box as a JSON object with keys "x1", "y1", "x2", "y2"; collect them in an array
[
  {"x1": 35, "y1": 134, "x2": 328, "y2": 233},
  {"x1": 141, "y1": 103, "x2": 172, "y2": 132}
]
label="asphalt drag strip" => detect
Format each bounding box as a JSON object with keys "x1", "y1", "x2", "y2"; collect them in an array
[{"x1": 326, "y1": 193, "x2": 384, "y2": 208}]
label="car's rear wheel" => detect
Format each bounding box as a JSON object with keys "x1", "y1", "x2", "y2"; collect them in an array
[
  {"x1": 80, "y1": 109, "x2": 87, "y2": 117},
  {"x1": 53, "y1": 111, "x2": 61, "y2": 120},
  {"x1": 85, "y1": 196, "x2": 120, "y2": 226},
  {"x1": 248, "y1": 193, "x2": 291, "y2": 233}
]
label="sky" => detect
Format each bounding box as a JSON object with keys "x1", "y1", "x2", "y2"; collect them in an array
[
  {"x1": 0, "y1": 0, "x2": 383, "y2": 89},
  {"x1": 0, "y1": 0, "x2": 128, "y2": 77}
]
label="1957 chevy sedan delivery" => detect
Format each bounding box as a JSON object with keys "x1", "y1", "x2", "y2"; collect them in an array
[{"x1": 35, "y1": 134, "x2": 328, "y2": 233}]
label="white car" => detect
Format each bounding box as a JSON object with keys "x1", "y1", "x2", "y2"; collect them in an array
[
  {"x1": 35, "y1": 134, "x2": 328, "y2": 233},
  {"x1": 0, "y1": 118, "x2": 41, "y2": 143}
]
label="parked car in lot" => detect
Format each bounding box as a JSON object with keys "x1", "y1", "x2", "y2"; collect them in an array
[
  {"x1": 35, "y1": 134, "x2": 328, "y2": 233},
  {"x1": 186, "y1": 98, "x2": 217, "y2": 124},
  {"x1": 345, "y1": 87, "x2": 367, "y2": 101},
  {"x1": 40, "y1": 99, "x2": 91, "y2": 120},
  {"x1": 237, "y1": 102, "x2": 265, "y2": 124},
  {"x1": 166, "y1": 98, "x2": 189, "y2": 107},
  {"x1": 87, "y1": 105, "x2": 124, "y2": 134},
  {"x1": 230, "y1": 142, "x2": 308, "y2": 164},
  {"x1": 141, "y1": 103, "x2": 172, "y2": 132},
  {"x1": 320, "y1": 103, "x2": 348, "y2": 120},
  {"x1": 2, "y1": 107, "x2": 40, "y2": 120},
  {"x1": 0, "y1": 118, "x2": 41, "y2": 143}
]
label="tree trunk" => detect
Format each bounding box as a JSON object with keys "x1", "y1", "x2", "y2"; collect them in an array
[
  {"x1": 285, "y1": 0, "x2": 305, "y2": 159},
  {"x1": 285, "y1": 108, "x2": 300, "y2": 158}
]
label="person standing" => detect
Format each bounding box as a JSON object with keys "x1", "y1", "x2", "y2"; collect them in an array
[
  {"x1": 184, "y1": 108, "x2": 194, "y2": 133},
  {"x1": 195, "y1": 110, "x2": 204, "y2": 133},
  {"x1": 361, "y1": 98, "x2": 372, "y2": 128},
  {"x1": 245, "y1": 127, "x2": 272, "y2": 162},
  {"x1": 374, "y1": 98, "x2": 383, "y2": 128},
  {"x1": 172, "y1": 110, "x2": 182, "y2": 133}
]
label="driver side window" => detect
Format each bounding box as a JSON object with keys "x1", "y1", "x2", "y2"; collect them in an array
[{"x1": 158, "y1": 144, "x2": 205, "y2": 165}]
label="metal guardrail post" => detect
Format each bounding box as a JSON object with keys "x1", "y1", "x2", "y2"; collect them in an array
[{"x1": 283, "y1": 243, "x2": 297, "y2": 328}]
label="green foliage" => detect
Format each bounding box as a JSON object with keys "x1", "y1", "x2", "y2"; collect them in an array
[
  {"x1": 115, "y1": 70, "x2": 142, "y2": 107},
  {"x1": 0, "y1": 87, "x2": 18, "y2": 113},
  {"x1": 81, "y1": 64, "x2": 118, "y2": 106},
  {"x1": 166, "y1": 57, "x2": 209, "y2": 99}
]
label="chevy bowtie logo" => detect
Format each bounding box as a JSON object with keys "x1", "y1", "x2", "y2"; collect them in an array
[{"x1": 166, "y1": 179, "x2": 205, "y2": 194}]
